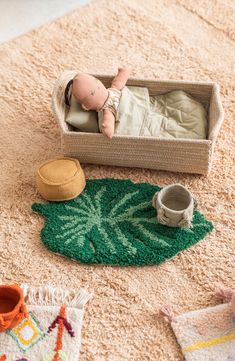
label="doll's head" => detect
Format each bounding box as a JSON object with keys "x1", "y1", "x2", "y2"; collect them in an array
[{"x1": 72, "y1": 73, "x2": 108, "y2": 111}]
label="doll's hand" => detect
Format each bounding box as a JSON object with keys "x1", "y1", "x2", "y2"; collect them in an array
[
  {"x1": 118, "y1": 67, "x2": 132, "y2": 77},
  {"x1": 101, "y1": 109, "x2": 115, "y2": 139},
  {"x1": 111, "y1": 67, "x2": 132, "y2": 90}
]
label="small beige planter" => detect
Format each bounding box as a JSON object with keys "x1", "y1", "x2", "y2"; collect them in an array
[
  {"x1": 52, "y1": 71, "x2": 224, "y2": 175},
  {"x1": 152, "y1": 184, "x2": 195, "y2": 228}
]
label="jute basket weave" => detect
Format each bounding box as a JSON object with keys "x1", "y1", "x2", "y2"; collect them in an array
[{"x1": 52, "y1": 71, "x2": 224, "y2": 175}]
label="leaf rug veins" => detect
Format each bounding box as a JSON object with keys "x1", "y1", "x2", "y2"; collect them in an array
[{"x1": 32, "y1": 179, "x2": 213, "y2": 266}]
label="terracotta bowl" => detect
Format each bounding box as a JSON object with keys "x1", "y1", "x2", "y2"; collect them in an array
[{"x1": 0, "y1": 284, "x2": 27, "y2": 332}]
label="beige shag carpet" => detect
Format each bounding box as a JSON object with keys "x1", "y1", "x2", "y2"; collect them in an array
[{"x1": 0, "y1": 0, "x2": 234, "y2": 359}]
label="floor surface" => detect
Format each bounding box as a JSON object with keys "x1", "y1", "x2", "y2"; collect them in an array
[
  {"x1": 0, "y1": 0, "x2": 90, "y2": 43},
  {"x1": 0, "y1": 0, "x2": 234, "y2": 359}
]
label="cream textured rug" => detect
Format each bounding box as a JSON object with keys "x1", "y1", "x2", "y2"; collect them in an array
[{"x1": 0, "y1": 0, "x2": 234, "y2": 360}]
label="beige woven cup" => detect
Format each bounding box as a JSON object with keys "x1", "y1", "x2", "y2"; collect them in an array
[{"x1": 152, "y1": 184, "x2": 196, "y2": 228}]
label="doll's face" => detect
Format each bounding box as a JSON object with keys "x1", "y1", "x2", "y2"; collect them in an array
[{"x1": 73, "y1": 74, "x2": 108, "y2": 111}]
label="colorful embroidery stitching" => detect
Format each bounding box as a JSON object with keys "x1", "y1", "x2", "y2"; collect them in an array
[
  {"x1": 43, "y1": 306, "x2": 74, "y2": 361},
  {"x1": 42, "y1": 351, "x2": 67, "y2": 361},
  {"x1": 182, "y1": 332, "x2": 235, "y2": 353},
  {"x1": 7, "y1": 312, "x2": 45, "y2": 352}
]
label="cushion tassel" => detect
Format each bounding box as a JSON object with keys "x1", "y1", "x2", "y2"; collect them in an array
[
  {"x1": 160, "y1": 305, "x2": 175, "y2": 323},
  {"x1": 216, "y1": 288, "x2": 235, "y2": 315}
]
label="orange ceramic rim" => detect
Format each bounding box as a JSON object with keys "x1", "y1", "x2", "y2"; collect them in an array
[{"x1": 0, "y1": 284, "x2": 24, "y2": 318}]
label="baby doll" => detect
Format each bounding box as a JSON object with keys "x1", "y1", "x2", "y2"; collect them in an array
[{"x1": 65, "y1": 68, "x2": 131, "y2": 138}]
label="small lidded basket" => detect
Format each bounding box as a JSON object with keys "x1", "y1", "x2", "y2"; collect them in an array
[
  {"x1": 152, "y1": 184, "x2": 196, "y2": 228},
  {"x1": 0, "y1": 284, "x2": 27, "y2": 332}
]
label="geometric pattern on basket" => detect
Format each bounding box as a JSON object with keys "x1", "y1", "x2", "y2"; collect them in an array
[{"x1": 7, "y1": 312, "x2": 45, "y2": 352}]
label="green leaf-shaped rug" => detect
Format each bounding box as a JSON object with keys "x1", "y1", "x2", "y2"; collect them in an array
[{"x1": 32, "y1": 179, "x2": 213, "y2": 266}]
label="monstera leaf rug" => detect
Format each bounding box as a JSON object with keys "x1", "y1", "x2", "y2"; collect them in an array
[{"x1": 32, "y1": 179, "x2": 213, "y2": 266}]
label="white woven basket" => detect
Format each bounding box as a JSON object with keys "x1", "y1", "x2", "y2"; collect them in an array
[{"x1": 52, "y1": 71, "x2": 224, "y2": 175}]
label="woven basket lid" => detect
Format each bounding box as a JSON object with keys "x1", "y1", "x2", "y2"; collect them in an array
[{"x1": 36, "y1": 157, "x2": 86, "y2": 201}]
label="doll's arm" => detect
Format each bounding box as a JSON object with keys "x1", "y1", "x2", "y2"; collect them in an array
[
  {"x1": 101, "y1": 109, "x2": 115, "y2": 139},
  {"x1": 111, "y1": 67, "x2": 131, "y2": 91}
]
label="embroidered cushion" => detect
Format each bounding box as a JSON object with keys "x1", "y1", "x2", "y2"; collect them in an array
[{"x1": 161, "y1": 289, "x2": 235, "y2": 361}]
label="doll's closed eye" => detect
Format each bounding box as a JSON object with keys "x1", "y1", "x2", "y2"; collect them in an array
[{"x1": 81, "y1": 104, "x2": 89, "y2": 111}]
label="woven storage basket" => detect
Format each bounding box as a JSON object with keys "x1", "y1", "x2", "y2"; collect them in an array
[{"x1": 52, "y1": 71, "x2": 224, "y2": 175}]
